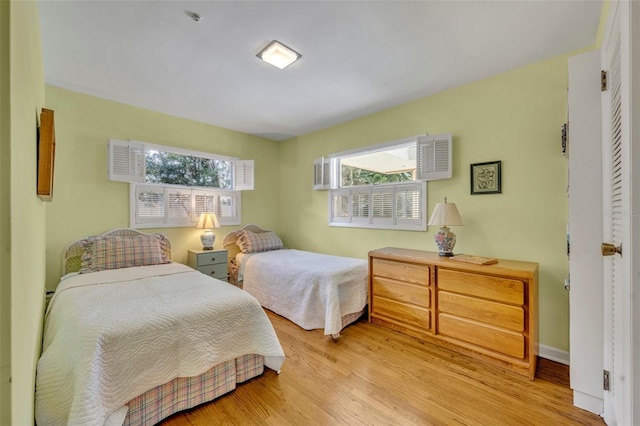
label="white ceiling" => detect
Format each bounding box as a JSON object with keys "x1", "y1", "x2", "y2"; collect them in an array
[{"x1": 39, "y1": 0, "x2": 603, "y2": 142}]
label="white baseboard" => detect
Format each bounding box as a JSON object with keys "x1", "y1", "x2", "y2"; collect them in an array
[
  {"x1": 573, "y1": 390, "x2": 604, "y2": 416},
  {"x1": 539, "y1": 344, "x2": 570, "y2": 365}
]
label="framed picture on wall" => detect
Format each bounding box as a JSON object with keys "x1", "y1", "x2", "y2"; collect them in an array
[
  {"x1": 470, "y1": 160, "x2": 501, "y2": 195},
  {"x1": 37, "y1": 108, "x2": 56, "y2": 202}
]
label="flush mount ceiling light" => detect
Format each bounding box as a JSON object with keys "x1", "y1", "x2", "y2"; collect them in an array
[{"x1": 256, "y1": 40, "x2": 301, "y2": 69}]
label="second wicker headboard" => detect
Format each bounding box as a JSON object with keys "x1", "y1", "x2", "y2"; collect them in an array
[{"x1": 222, "y1": 224, "x2": 272, "y2": 267}]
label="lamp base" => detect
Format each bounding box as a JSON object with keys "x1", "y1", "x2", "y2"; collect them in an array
[
  {"x1": 200, "y1": 231, "x2": 216, "y2": 251},
  {"x1": 434, "y1": 226, "x2": 456, "y2": 257}
]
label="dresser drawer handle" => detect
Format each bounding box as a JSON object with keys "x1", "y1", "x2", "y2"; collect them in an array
[{"x1": 211, "y1": 257, "x2": 216, "y2": 262}]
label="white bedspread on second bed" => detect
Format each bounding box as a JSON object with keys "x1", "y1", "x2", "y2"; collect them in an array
[
  {"x1": 240, "y1": 249, "x2": 368, "y2": 336},
  {"x1": 35, "y1": 263, "x2": 285, "y2": 426}
]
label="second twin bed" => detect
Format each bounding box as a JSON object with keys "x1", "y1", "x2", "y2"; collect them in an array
[{"x1": 223, "y1": 225, "x2": 369, "y2": 338}]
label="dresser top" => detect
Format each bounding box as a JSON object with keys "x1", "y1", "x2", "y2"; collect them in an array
[{"x1": 369, "y1": 247, "x2": 539, "y2": 279}]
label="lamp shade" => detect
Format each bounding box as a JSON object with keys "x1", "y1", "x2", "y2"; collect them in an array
[
  {"x1": 428, "y1": 200, "x2": 463, "y2": 227},
  {"x1": 196, "y1": 212, "x2": 220, "y2": 229}
]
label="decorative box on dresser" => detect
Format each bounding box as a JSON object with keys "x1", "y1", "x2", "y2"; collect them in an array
[
  {"x1": 188, "y1": 249, "x2": 229, "y2": 282},
  {"x1": 369, "y1": 247, "x2": 539, "y2": 380}
]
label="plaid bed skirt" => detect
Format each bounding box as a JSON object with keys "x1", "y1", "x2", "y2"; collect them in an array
[{"x1": 123, "y1": 354, "x2": 264, "y2": 426}]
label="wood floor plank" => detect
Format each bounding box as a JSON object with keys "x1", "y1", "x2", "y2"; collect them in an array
[{"x1": 160, "y1": 311, "x2": 605, "y2": 426}]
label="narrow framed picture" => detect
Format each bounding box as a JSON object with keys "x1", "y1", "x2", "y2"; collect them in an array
[
  {"x1": 37, "y1": 108, "x2": 56, "y2": 201},
  {"x1": 470, "y1": 160, "x2": 501, "y2": 195}
]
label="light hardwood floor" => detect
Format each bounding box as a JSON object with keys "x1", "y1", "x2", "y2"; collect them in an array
[{"x1": 162, "y1": 311, "x2": 605, "y2": 426}]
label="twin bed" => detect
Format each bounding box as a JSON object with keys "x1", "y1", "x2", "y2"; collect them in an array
[
  {"x1": 36, "y1": 229, "x2": 285, "y2": 426},
  {"x1": 36, "y1": 226, "x2": 368, "y2": 425},
  {"x1": 223, "y1": 225, "x2": 368, "y2": 338}
]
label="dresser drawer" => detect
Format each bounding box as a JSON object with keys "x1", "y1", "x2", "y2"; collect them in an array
[
  {"x1": 372, "y1": 258, "x2": 430, "y2": 286},
  {"x1": 372, "y1": 296, "x2": 431, "y2": 330},
  {"x1": 439, "y1": 291, "x2": 524, "y2": 332},
  {"x1": 195, "y1": 251, "x2": 228, "y2": 267},
  {"x1": 437, "y1": 269, "x2": 524, "y2": 305},
  {"x1": 438, "y1": 313, "x2": 525, "y2": 359},
  {"x1": 373, "y1": 277, "x2": 430, "y2": 308},
  {"x1": 198, "y1": 263, "x2": 228, "y2": 280}
]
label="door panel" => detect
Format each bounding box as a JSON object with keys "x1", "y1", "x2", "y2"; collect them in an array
[{"x1": 601, "y1": 1, "x2": 632, "y2": 424}]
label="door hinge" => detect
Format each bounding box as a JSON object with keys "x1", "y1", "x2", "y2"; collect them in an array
[
  {"x1": 601, "y1": 70, "x2": 608, "y2": 91},
  {"x1": 603, "y1": 370, "x2": 610, "y2": 391}
]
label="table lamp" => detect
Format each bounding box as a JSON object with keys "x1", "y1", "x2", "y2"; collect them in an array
[
  {"x1": 427, "y1": 197, "x2": 463, "y2": 256},
  {"x1": 196, "y1": 212, "x2": 220, "y2": 250}
]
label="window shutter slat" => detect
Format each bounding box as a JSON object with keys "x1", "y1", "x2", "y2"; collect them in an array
[
  {"x1": 134, "y1": 185, "x2": 165, "y2": 224},
  {"x1": 372, "y1": 187, "x2": 394, "y2": 225},
  {"x1": 417, "y1": 134, "x2": 452, "y2": 181},
  {"x1": 216, "y1": 191, "x2": 240, "y2": 225},
  {"x1": 234, "y1": 160, "x2": 254, "y2": 191},
  {"x1": 167, "y1": 188, "x2": 193, "y2": 223},
  {"x1": 396, "y1": 183, "x2": 423, "y2": 225},
  {"x1": 351, "y1": 189, "x2": 371, "y2": 223},
  {"x1": 313, "y1": 157, "x2": 331, "y2": 190},
  {"x1": 108, "y1": 139, "x2": 145, "y2": 183},
  {"x1": 330, "y1": 189, "x2": 350, "y2": 223}
]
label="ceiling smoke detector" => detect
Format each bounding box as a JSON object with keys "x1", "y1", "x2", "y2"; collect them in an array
[{"x1": 185, "y1": 11, "x2": 203, "y2": 22}]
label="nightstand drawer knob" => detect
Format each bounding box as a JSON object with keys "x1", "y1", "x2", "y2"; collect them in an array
[{"x1": 211, "y1": 257, "x2": 216, "y2": 262}]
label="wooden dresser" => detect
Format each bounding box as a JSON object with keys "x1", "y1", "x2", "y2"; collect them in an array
[{"x1": 369, "y1": 247, "x2": 539, "y2": 380}]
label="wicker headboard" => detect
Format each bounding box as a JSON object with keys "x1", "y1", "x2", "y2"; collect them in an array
[
  {"x1": 62, "y1": 228, "x2": 172, "y2": 275},
  {"x1": 222, "y1": 224, "x2": 271, "y2": 267}
]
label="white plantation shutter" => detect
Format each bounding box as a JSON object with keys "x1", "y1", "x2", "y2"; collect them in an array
[
  {"x1": 330, "y1": 189, "x2": 350, "y2": 223},
  {"x1": 234, "y1": 160, "x2": 254, "y2": 190},
  {"x1": 108, "y1": 139, "x2": 145, "y2": 182},
  {"x1": 351, "y1": 189, "x2": 370, "y2": 224},
  {"x1": 396, "y1": 183, "x2": 423, "y2": 226},
  {"x1": 194, "y1": 191, "x2": 216, "y2": 218},
  {"x1": 417, "y1": 133, "x2": 452, "y2": 181},
  {"x1": 329, "y1": 182, "x2": 426, "y2": 230},
  {"x1": 167, "y1": 188, "x2": 193, "y2": 223},
  {"x1": 215, "y1": 191, "x2": 240, "y2": 225},
  {"x1": 313, "y1": 157, "x2": 331, "y2": 190},
  {"x1": 371, "y1": 187, "x2": 394, "y2": 225},
  {"x1": 130, "y1": 185, "x2": 241, "y2": 228},
  {"x1": 132, "y1": 185, "x2": 165, "y2": 225}
]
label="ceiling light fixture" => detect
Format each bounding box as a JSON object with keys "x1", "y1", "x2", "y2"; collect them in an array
[{"x1": 256, "y1": 40, "x2": 301, "y2": 69}]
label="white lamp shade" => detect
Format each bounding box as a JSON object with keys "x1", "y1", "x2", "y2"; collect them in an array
[
  {"x1": 196, "y1": 212, "x2": 220, "y2": 229},
  {"x1": 428, "y1": 202, "x2": 463, "y2": 227}
]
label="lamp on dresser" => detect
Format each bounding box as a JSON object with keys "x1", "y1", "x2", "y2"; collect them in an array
[
  {"x1": 196, "y1": 212, "x2": 220, "y2": 250},
  {"x1": 427, "y1": 197, "x2": 463, "y2": 256}
]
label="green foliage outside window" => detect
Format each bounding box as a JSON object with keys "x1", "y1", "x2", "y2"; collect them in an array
[
  {"x1": 145, "y1": 151, "x2": 232, "y2": 189},
  {"x1": 341, "y1": 165, "x2": 413, "y2": 186}
]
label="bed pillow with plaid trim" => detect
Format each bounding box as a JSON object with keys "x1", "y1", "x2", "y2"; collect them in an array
[
  {"x1": 79, "y1": 234, "x2": 169, "y2": 273},
  {"x1": 236, "y1": 230, "x2": 284, "y2": 254}
]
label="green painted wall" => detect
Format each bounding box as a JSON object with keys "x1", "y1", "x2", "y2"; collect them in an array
[
  {"x1": 7, "y1": 1, "x2": 47, "y2": 424},
  {"x1": 0, "y1": 1, "x2": 10, "y2": 422},
  {"x1": 44, "y1": 86, "x2": 281, "y2": 291},
  {"x1": 276, "y1": 52, "x2": 575, "y2": 352}
]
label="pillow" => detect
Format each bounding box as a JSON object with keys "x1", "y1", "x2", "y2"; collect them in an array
[
  {"x1": 155, "y1": 233, "x2": 171, "y2": 263},
  {"x1": 79, "y1": 234, "x2": 168, "y2": 273},
  {"x1": 236, "y1": 230, "x2": 284, "y2": 254}
]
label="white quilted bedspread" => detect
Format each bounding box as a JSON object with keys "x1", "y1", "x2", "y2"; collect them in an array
[
  {"x1": 35, "y1": 263, "x2": 285, "y2": 426},
  {"x1": 240, "y1": 249, "x2": 368, "y2": 336}
]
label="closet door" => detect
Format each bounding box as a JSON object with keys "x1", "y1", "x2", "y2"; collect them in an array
[{"x1": 567, "y1": 49, "x2": 603, "y2": 414}]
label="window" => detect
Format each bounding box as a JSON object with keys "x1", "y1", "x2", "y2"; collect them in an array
[
  {"x1": 329, "y1": 182, "x2": 426, "y2": 230},
  {"x1": 130, "y1": 184, "x2": 240, "y2": 228},
  {"x1": 108, "y1": 139, "x2": 252, "y2": 228},
  {"x1": 319, "y1": 134, "x2": 452, "y2": 230}
]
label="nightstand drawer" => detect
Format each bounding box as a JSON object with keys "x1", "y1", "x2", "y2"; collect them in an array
[
  {"x1": 187, "y1": 249, "x2": 229, "y2": 283},
  {"x1": 198, "y1": 263, "x2": 228, "y2": 281},
  {"x1": 195, "y1": 251, "x2": 227, "y2": 267}
]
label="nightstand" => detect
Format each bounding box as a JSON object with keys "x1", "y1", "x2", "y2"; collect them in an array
[{"x1": 187, "y1": 249, "x2": 228, "y2": 282}]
